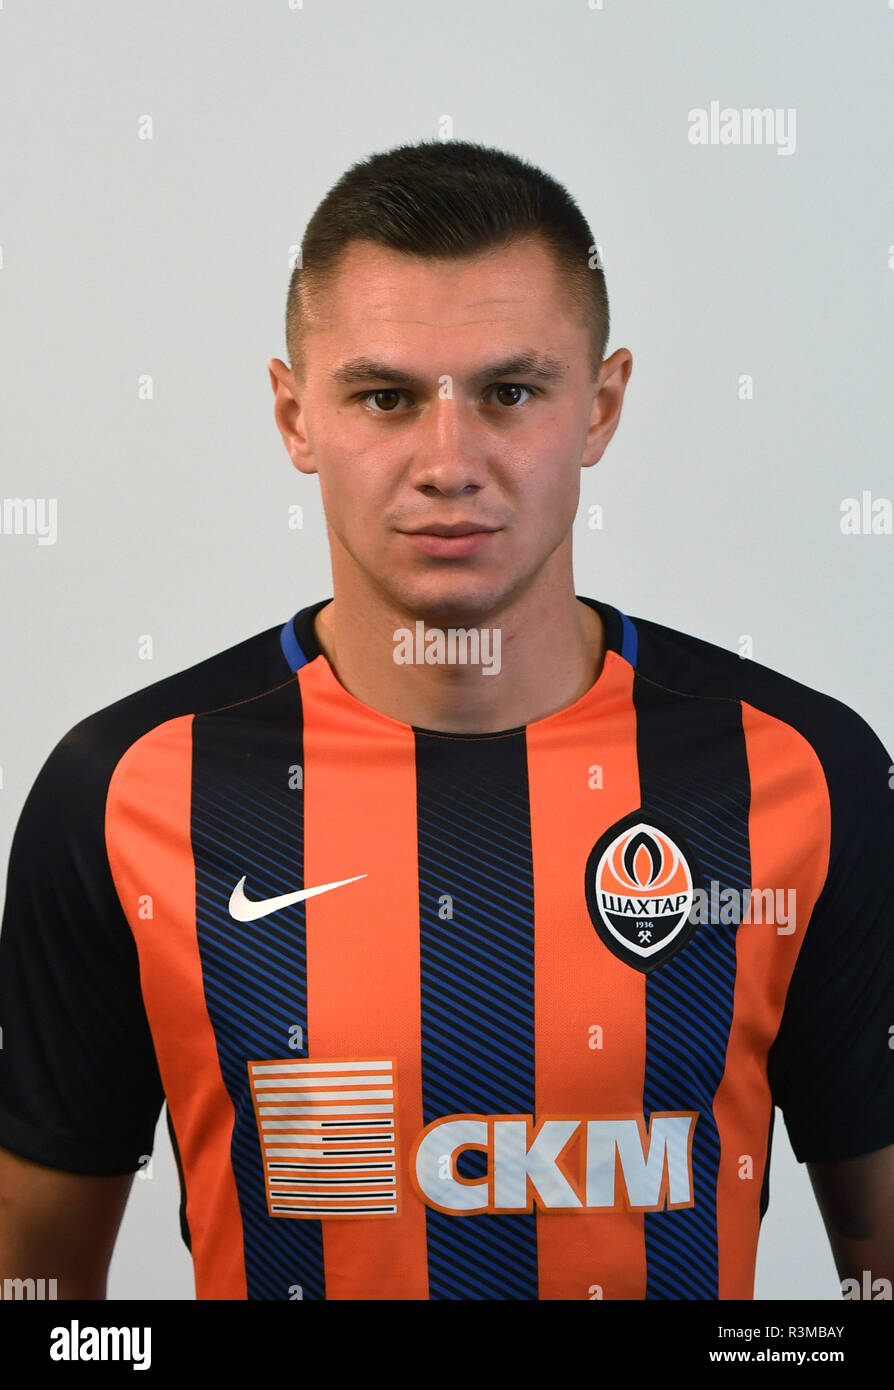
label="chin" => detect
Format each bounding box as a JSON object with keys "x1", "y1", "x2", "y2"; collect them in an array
[{"x1": 386, "y1": 573, "x2": 518, "y2": 627}]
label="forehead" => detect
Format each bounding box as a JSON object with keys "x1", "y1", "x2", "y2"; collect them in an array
[{"x1": 307, "y1": 236, "x2": 582, "y2": 346}]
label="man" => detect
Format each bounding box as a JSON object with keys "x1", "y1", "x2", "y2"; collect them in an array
[{"x1": 0, "y1": 140, "x2": 892, "y2": 1301}]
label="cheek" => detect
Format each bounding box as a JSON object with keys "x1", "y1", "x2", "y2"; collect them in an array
[
  {"x1": 318, "y1": 460, "x2": 385, "y2": 539},
  {"x1": 517, "y1": 449, "x2": 580, "y2": 517}
]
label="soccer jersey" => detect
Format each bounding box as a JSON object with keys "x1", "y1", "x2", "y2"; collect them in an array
[{"x1": 0, "y1": 595, "x2": 892, "y2": 1301}]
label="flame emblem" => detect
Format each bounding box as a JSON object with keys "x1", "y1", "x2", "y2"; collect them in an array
[{"x1": 584, "y1": 813, "x2": 701, "y2": 972}]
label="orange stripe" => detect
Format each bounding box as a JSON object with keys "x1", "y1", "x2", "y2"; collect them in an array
[
  {"x1": 105, "y1": 715, "x2": 247, "y2": 1299},
  {"x1": 527, "y1": 650, "x2": 647, "y2": 1300},
  {"x1": 298, "y1": 658, "x2": 429, "y2": 1299},
  {"x1": 714, "y1": 703, "x2": 831, "y2": 1298}
]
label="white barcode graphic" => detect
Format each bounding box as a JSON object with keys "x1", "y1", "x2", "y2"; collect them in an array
[{"x1": 248, "y1": 1057, "x2": 399, "y2": 1219}]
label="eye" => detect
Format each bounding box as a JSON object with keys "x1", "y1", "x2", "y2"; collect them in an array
[
  {"x1": 358, "y1": 389, "x2": 405, "y2": 413},
  {"x1": 489, "y1": 383, "x2": 534, "y2": 408},
  {"x1": 356, "y1": 383, "x2": 536, "y2": 413}
]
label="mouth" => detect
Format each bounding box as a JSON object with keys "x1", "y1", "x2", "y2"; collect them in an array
[
  {"x1": 398, "y1": 524, "x2": 501, "y2": 558},
  {"x1": 402, "y1": 523, "x2": 501, "y2": 537}
]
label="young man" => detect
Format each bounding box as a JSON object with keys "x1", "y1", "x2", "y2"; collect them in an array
[{"x1": 0, "y1": 140, "x2": 892, "y2": 1301}]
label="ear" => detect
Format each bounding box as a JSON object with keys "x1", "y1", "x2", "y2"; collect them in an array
[
  {"x1": 581, "y1": 348, "x2": 633, "y2": 470},
  {"x1": 268, "y1": 358, "x2": 317, "y2": 476}
]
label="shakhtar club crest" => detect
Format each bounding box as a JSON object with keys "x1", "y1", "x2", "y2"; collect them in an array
[{"x1": 585, "y1": 811, "x2": 703, "y2": 973}]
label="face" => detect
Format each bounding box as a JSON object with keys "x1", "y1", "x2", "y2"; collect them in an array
[{"x1": 269, "y1": 235, "x2": 632, "y2": 625}]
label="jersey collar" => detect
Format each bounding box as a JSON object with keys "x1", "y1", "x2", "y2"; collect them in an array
[{"x1": 280, "y1": 594, "x2": 637, "y2": 680}]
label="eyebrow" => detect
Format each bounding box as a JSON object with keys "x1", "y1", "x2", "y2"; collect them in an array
[{"x1": 330, "y1": 351, "x2": 569, "y2": 389}]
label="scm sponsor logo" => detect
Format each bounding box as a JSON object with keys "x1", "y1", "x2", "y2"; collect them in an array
[{"x1": 411, "y1": 1111, "x2": 697, "y2": 1215}]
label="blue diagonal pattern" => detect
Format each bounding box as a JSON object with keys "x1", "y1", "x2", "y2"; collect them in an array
[
  {"x1": 415, "y1": 730, "x2": 538, "y2": 1299},
  {"x1": 191, "y1": 680, "x2": 326, "y2": 1300},
  {"x1": 633, "y1": 680, "x2": 751, "y2": 1299}
]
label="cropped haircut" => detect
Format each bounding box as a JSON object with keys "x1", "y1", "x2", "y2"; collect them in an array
[{"x1": 285, "y1": 140, "x2": 609, "y2": 383}]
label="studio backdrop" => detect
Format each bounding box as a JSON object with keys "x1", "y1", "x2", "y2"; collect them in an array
[{"x1": 0, "y1": 0, "x2": 891, "y2": 1300}]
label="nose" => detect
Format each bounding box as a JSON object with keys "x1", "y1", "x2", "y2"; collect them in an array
[{"x1": 406, "y1": 392, "x2": 489, "y2": 497}]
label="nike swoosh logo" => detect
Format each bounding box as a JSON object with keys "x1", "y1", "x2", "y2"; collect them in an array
[{"x1": 228, "y1": 873, "x2": 367, "y2": 922}]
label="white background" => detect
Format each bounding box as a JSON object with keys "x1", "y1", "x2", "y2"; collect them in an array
[{"x1": 1, "y1": 0, "x2": 891, "y2": 1299}]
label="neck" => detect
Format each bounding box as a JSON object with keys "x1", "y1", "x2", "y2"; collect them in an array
[{"x1": 311, "y1": 582, "x2": 606, "y2": 734}]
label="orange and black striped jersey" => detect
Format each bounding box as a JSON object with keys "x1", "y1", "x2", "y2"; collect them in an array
[{"x1": 1, "y1": 595, "x2": 893, "y2": 1300}]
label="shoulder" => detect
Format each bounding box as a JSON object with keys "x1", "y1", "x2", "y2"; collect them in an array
[
  {"x1": 13, "y1": 617, "x2": 296, "y2": 843},
  {"x1": 626, "y1": 607, "x2": 891, "y2": 775}
]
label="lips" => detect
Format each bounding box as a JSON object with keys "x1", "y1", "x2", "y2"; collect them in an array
[
  {"x1": 400, "y1": 526, "x2": 500, "y2": 558},
  {"x1": 402, "y1": 523, "x2": 500, "y2": 537}
]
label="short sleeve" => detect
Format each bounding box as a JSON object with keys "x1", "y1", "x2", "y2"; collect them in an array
[
  {"x1": 0, "y1": 719, "x2": 165, "y2": 1175},
  {"x1": 767, "y1": 703, "x2": 894, "y2": 1163}
]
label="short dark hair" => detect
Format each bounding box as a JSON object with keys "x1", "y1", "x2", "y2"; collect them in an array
[{"x1": 285, "y1": 139, "x2": 609, "y2": 382}]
